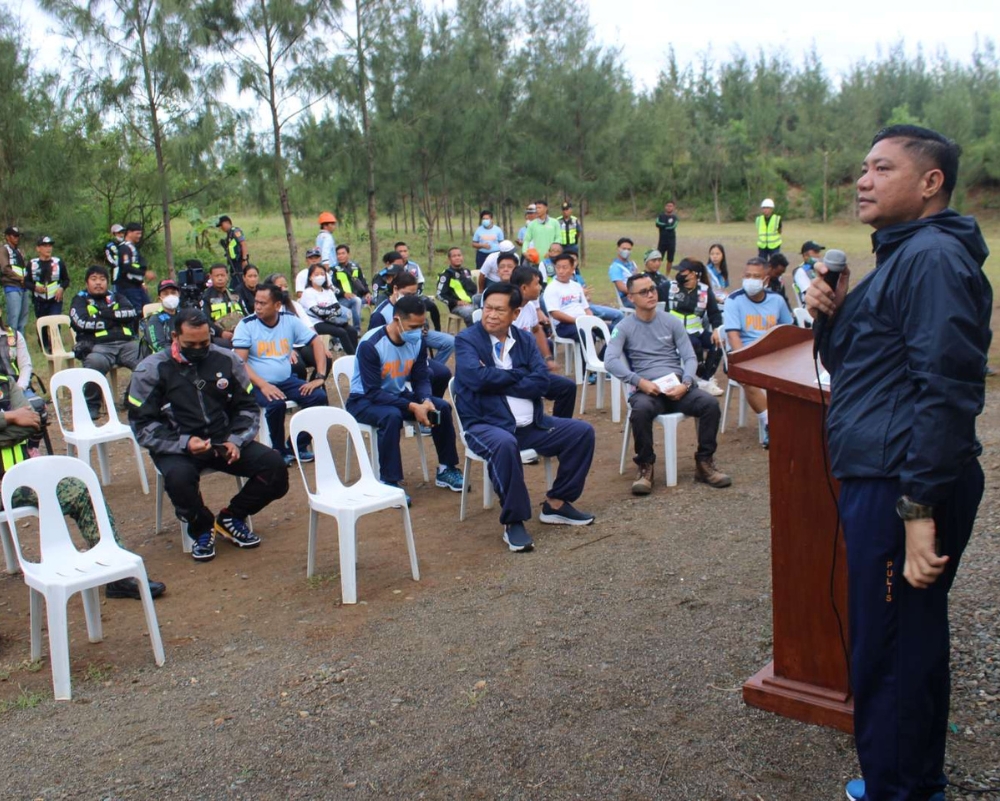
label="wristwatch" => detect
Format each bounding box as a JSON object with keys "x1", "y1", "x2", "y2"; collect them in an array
[
  {"x1": 895, "y1": 495, "x2": 934, "y2": 521},
  {"x1": 314, "y1": 373, "x2": 328, "y2": 381},
  {"x1": 682, "y1": 376, "x2": 695, "y2": 390}
]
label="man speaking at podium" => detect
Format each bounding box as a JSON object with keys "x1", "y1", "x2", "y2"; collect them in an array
[{"x1": 806, "y1": 126, "x2": 991, "y2": 801}]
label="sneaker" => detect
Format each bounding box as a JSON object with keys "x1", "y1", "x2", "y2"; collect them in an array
[
  {"x1": 384, "y1": 481, "x2": 412, "y2": 507},
  {"x1": 539, "y1": 500, "x2": 595, "y2": 526},
  {"x1": 521, "y1": 449, "x2": 539, "y2": 465},
  {"x1": 704, "y1": 377, "x2": 724, "y2": 396},
  {"x1": 106, "y1": 577, "x2": 166, "y2": 599},
  {"x1": 631, "y1": 463, "x2": 654, "y2": 496},
  {"x1": 282, "y1": 452, "x2": 295, "y2": 467},
  {"x1": 845, "y1": 779, "x2": 865, "y2": 801},
  {"x1": 297, "y1": 449, "x2": 315, "y2": 464},
  {"x1": 502, "y1": 522, "x2": 534, "y2": 552},
  {"x1": 435, "y1": 466, "x2": 464, "y2": 492},
  {"x1": 762, "y1": 424, "x2": 769, "y2": 450},
  {"x1": 214, "y1": 513, "x2": 261, "y2": 549},
  {"x1": 191, "y1": 531, "x2": 216, "y2": 561},
  {"x1": 419, "y1": 425, "x2": 433, "y2": 436},
  {"x1": 695, "y1": 458, "x2": 732, "y2": 488},
  {"x1": 587, "y1": 374, "x2": 597, "y2": 385}
]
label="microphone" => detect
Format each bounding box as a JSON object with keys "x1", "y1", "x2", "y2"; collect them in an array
[{"x1": 812, "y1": 249, "x2": 847, "y2": 352}]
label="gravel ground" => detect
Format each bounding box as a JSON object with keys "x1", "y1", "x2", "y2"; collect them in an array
[{"x1": 0, "y1": 379, "x2": 997, "y2": 800}]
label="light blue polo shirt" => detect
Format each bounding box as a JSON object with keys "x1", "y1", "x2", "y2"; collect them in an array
[{"x1": 233, "y1": 311, "x2": 316, "y2": 384}]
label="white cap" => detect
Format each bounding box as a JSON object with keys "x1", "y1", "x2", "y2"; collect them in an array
[
  {"x1": 111, "y1": 223, "x2": 125, "y2": 233},
  {"x1": 499, "y1": 239, "x2": 515, "y2": 252},
  {"x1": 761, "y1": 198, "x2": 775, "y2": 209}
]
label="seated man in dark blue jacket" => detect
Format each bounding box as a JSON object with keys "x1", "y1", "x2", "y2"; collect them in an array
[
  {"x1": 454, "y1": 283, "x2": 596, "y2": 552},
  {"x1": 346, "y1": 293, "x2": 464, "y2": 503}
]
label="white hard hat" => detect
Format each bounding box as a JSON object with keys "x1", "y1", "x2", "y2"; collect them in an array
[{"x1": 761, "y1": 198, "x2": 775, "y2": 209}]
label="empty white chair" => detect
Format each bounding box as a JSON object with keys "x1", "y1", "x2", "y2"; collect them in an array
[
  {"x1": 154, "y1": 468, "x2": 251, "y2": 553},
  {"x1": 1, "y1": 456, "x2": 165, "y2": 700},
  {"x1": 575, "y1": 315, "x2": 622, "y2": 423},
  {"x1": 49, "y1": 368, "x2": 149, "y2": 493},
  {"x1": 290, "y1": 407, "x2": 419, "y2": 605},
  {"x1": 718, "y1": 324, "x2": 749, "y2": 434},
  {"x1": 448, "y1": 379, "x2": 552, "y2": 522},
  {"x1": 0, "y1": 505, "x2": 38, "y2": 574}
]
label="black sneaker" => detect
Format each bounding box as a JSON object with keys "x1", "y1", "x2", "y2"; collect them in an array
[
  {"x1": 214, "y1": 513, "x2": 261, "y2": 548},
  {"x1": 106, "y1": 577, "x2": 166, "y2": 599},
  {"x1": 503, "y1": 523, "x2": 534, "y2": 552},
  {"x1": 539, "y1": 500, "x2": 595, "y2": 526},
  {"x1": 191, "y1": 531, "x2": 216, "y2": 561}
]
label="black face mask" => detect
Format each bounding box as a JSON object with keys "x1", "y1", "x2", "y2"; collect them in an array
[{"x1": 181, "y1": 345, "x2": 210, "y2": 364}]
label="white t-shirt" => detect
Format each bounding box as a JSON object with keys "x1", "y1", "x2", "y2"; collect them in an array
[
  {"x1": 480, "y1": 251, "x2": 501, "y2": 283},
  {"x1": 295, "y1": 268, "x2": 310, "y2": 295},
  {"x1": 513, "y1": 300, "x2": 540, "y2": 333},
  {"x1": 543, "y1": 279, "x2": 589, "y2": 320},
  {"x1": 300, "y1": 286, "x2": 348, "y2": 325},
  {"x1": 490, "y1": 332, "x2": 534, "y2": 427}
]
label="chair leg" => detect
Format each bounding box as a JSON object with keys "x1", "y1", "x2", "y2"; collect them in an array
[
  {"x1": 82, "y1": 586, "x2": 103, "y2": 643},
  {"x1": 155, "y1": 472, "x2": 164, "y2": 534},
  {"x1": 0, "y1": 520, "x2": 17, "y2": 574},
  {"x1": 415, "y1": 431, "x2": 429, "y2": 483},
  {"x1": 738, "y1": 387, "x2": 748, "y2": 429},
  {"x1": 131, "y1": 438, "x2": 150, "y2": 494},
  {"x1": 573, "y1": 345, "x2": 583, "y2": 385},
  {"x1": 96, "y1": 443, "x2": 112, "y2": 485},
  {"x1": 610, "y1": 377, "x2": 622, "y2": 423},
  {"x1": 337, "y1": 515, "x2": 358, "y2": 605},
  {"x1": 721, "y1": 383, "x2": 732, "y2": 434},
  {"x1": 369, "y1": 431, "x2": 380, "y2": 479},
  {"x1": 619, "y1": 414, "x2": 631, "y2": 475},
  {"x1": 45, "y1": 589, "x2": 72, "y2": 700},
  {"x1": 134, "y1": 568, "x2": 165, "y2": 667},
  {"x1": 401, "y1": 507, "x2": 419, "y2": 581},
  {"x1": 344, "y1": 437, "x2": 354, "y2": 482},
  {"x1": 180, "y1": 520, "x2": 194, "y2": 553},
  {"x1": 662, "y1": 418, "x2": 680, "y2": 487},
  {"x1": 543, "y1": 457, "x2": 553, "y2": 491},
  {"x1": 306, "y1": 509, "x2": 318, "y2": 578},
  {"x1": 460, "y1": 457, "x2": 470, "y2": 522},
  {"x1": 482, "y1": 463, "x2": 494, "y2": 509},
  {"x1": 29, "y1": 588, "x2": 43, "y2": 661},
  {"x1": 596, "y1": 370, "x2": 605, "y2": 410},
  {"x1": 579, "y1": 371, "x2": 588, "y2": 414}
]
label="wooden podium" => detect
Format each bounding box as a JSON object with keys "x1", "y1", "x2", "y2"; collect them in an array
[{"x1": 728, "y1": 325, "x2": 854, "y2": 733}]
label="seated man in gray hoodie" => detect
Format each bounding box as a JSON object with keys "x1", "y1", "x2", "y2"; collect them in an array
[{"x1": 604, "y1": 272, "x2": 731, "y2": 496}]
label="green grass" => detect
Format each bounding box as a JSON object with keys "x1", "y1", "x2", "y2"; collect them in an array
[{"x1": 0, "y1": 686, "x2": 45, "y2": 714}]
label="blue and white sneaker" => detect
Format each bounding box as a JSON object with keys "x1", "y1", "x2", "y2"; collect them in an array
[
  {"x1": 435, "y1": 466, "x2": 465, "y2": 492},
  {"x1": 539, "y1": 500, "x2": 595, "y2": 526},
  {"x1": 214, "y1": 513, "x2": 261, "y2": 549},
  {"x1": 191, "y1": 531, "x2": 216, "y2": 562},
  {"x1": 297, "y1": 449, "x2": 316, "y2": 463},
  {"x1": 503, "y1": 523, "x2": 534, "y2": 552}
]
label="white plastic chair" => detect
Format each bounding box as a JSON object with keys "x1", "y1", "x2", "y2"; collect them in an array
[
  {"x1": 142, "y1": 302, "x2": 163, "y2": 317},
  {"x1": 36, "y1": 315, "x2": 77, "y2": 375},
  {"x1": 719, "y1": 324, "x2": 750, "y2": 433},
  {"x1": 472, "y1": 308, "x2": 483, "y2": 324},
  {"x1": 290, "y1": 407, "x2": 419, "y2": 605},
  {"x1": 793, "y1": 307, "x2": 812, "y2": 329},
  {"x1": 0, "y1": 504, "x2": 38, "y2": 574},
  {"x1": 552, "y1": 330, "x2": 584, "y2": 384},
  {"x1": 154, "y1": 468, "x2": 251, "y2": 553},
  {"x1": 257, "y1": 401, "x2": 300, "y2": 449},
  {"x1": 615, "y1": 291, "x2": 637, "y2": 316},
  {"x1": 575, "y1": 315, "x2": 622, "y2": 423},
  {"x1": 49, "y1": 368, "x2": 150, "y2": 493},
  {"x1": 1, "y1": 456, "x2": 165, "y2": 700},
  {"x1": 619, "y1": 407, "x2": 688, "y2": 487},
  {"x1": 448, "y1": 379, "x2": 552, "y2": 522}
]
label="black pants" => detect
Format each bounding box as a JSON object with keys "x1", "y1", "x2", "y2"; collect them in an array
[
  {"x1": 421, "y1": 296, "x2": 441, "y2": 330},
  {"x1": 152, "y1": 441, "x2": 289, "y2": 535},
  {"x1": 657, "y1": 233, "x2": 676, "y2": 264},
  {"x1": 688, "y1": 330, "x2": 722, "y2": 380},
  {"x1": 547, "y1": 373, "x2": 576, "y2": 418},
  {"x1": 628, "y1": 387, "x2": 720, "y2": 464},
  {"x1": 428, "y1": 358, "x2": 450, "y2": 399},
  {"x1": 314, "y1": 321, "x2": 358, "y2": 355}
]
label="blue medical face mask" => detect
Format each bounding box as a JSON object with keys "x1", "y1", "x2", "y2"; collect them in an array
[
  {"x1": 482, "y1": 219, "x2": 493, "y2": 228},
  {"x1": 619, "y1": 248, "x2": 632, "y2": 260},
  {"x1": 401, "y1": 327, "x2": 423, "y2": 346}
]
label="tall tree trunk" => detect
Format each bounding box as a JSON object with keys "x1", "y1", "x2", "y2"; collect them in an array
[
  {"x1": 713, "y1": 177, "x2": 721, "y2": 225},
  {"x1": 356, "y1": 0, "x2": 379, "y2": 271},
  {"x1": 409, "y1": 186, "x2": 416, "y2": 233},
  {"x1": 629, "y1": 185, "x2": 637, "y2": 220},
  {"x1": 393, "y1": 208, "x2": 397, "y2": 232},
  {"x1": 263, "y1": 21, "x2": 298, "y2": 277},
  {"x1": 401, "y1": 193, "x2": 408, "y2": 234},
  {"x1": 460, "y1": 194, "x2": 466, "y2": 239},
  {"x1": 421, "y1": 176, "x2": 435, "y2": 272},
  {"x1": 445, "y1": 192, "x2": 453, "y2": 239},
  {"x1": 822, "y1": 149, "x2": 829, "y2": 223}
]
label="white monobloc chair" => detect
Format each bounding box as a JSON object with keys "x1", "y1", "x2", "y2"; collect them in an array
[
  {"x1": 1, "y1": 457, "x2": 165, "y2": 700},
  {"x1": 551, "y1": 329, "x2": 584, "y2": 385},
  {"x1": 718, "y1": 324, "x2": 749, "y2": 434},
  {"x1": 257, "y1": 401, "x2": 300, "y2": 448},
  {"x1": 575, "y1": 315, "x2": 622, "y2": 423},
  {"x1": 618, "y1": 404, "x2": 688, "y2": 487},
  {"x1": 448, "y1": 379, "x2": 552, "y2": 522},
  {"x1": 793, "y1": 307, "x2": 812, "y2": 329},
  {"x1": 154, "y1": 468, "x2": 251, "y2": 553},
  {"x1": 471, "y1": 308, "x2": 483, "y2": 324},
  {"x1": 49, "y1": 368, "x2": 149, "y2": 494},
  {"x1": 290, "y1": 407, "x2": 419, "y2": 605},
  {"x1": 0, "y1": 505, "x2": 38, "y2": 574}
]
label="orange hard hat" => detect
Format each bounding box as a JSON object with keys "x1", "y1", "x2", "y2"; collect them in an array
[
  {"x1": 525, "y1": 248, "x2": 540, "y2": 264},
  {"x1": 318, "y1": 211, "x2": 337, "y2": 225}
]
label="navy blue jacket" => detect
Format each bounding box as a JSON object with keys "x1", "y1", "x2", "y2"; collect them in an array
[
  {"x1": 819, "y1": 209, "x2": 992, "y2": 505},
  {"x1": 454, "y1": 322, "x2": 552, "y2": 433}
]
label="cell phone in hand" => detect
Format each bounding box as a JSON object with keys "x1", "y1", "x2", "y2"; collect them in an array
[{"x1": 427, "y1": 409, "x2": 441, "y2": 426}]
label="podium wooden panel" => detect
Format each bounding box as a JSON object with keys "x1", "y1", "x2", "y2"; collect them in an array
[{"x1": 728, "y1": 325, "x2": 854, "y2": 733}]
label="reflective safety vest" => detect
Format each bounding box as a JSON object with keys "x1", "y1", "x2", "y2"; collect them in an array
[
  {"x1": 756, "y1": 214, "x2": 782, "y2": 250},
  {"x1": 0, "y1": 327, "x2": 18, "y2": 379},
  {"x1": 4, "y1": 244, "x2": 25, "y2": 279},
  {"x1": 207, "y1": 295, "x2": 243, "y2": 322},
  {"x1": 449, "y1": 275, "x2": 472, "y2": 304},
  {"x1": 0, "y1": 375, "x2": 27, "y2": 473},
  {"x1": 224, "y1": 228, "x2": 245, "y2": 272},
  {"x1": 28, "y1": 257, "x2": 66, "y2": 299},
  {"x1": 668, "y1": 282, "x2": 710, "y2": 335},
  {"x1": 558, "y1": 216, "x2": 580, "y2": 246},
  {"x1": 87, "y1": 303, "x2": 133, "y2": 338}
]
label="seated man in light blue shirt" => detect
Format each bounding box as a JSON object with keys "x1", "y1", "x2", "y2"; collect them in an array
[
  {"x1": 608, "y1": 237, "x2": 638, "y2": 309},
  {"x1": 232, "y1": 282, "x2": 329, "y2": 465},
  {"x1": 722, "y1": 257, "x2": 793, "y2": 447}
]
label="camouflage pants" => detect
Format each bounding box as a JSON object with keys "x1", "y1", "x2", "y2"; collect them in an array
[{"x1": 9, "y1": 478, "x2": 122, "y2": 548}]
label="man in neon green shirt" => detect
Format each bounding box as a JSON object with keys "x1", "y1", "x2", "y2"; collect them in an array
[{"x1": 525, "y1": 199, "x2": 561, "y2": 259}]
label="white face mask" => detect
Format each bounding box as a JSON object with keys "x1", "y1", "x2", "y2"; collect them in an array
[
  {"x1": 742, "y1": 278, "x2": 764, "y2": 296},
  {"x1": 311, "y1": 274, "x2": 326, "y2": 287},
  {"x1": 161, "y1": 294, "x2": 180, "y2": 311}
]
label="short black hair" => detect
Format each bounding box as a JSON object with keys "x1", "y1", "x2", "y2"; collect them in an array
[
  {"x1": 616, "y1": 237, "x2": 634, "y2": 247},
  {"x1": 209, "y1": 262, "x2": 228, "y2": 273},
  {"x1": 552, "y1": 252, "x2": 574, "y2": 266},
  {"x1": 243, "y1": 263, "x2": 259, "y2": 275},
  {"x1": 85, "y1": 264, "x2": 109, "y2": 281},
  {"x1": 767, "y1": 253, "x2": 789, "y2": 269},
  {"x1": 497, "y1": 252, "x2": 519, "y2": 267},
  {"x1": 255, "y1": 283, "x2": 285, "y2": 304},
  {"x1": 392, "y1": 271, "x2": 418, "y2": 291},
  {"x1": 447, "y1": 246, "x2": 462, "y2": 256},
  {"x1": 626, "y1": 273, "x2": 654, "y2": 292},
  {"x1": 479, "y1": 209, "x2": 492, "y2": 219},
  {"x1": 872, "y1": 125, "x2": 961, "y2": 196},
  {"x1": 124, "y1": 222, "x2": 143, "y2": 232},
  {"x1": 394, "y1": 241, "x2": 407, "y2": 250},
  {"x1": 336, "y1": 244, "x2": 350, "y2": 253},
  {"x1": 394, "y1": 293, "x2": 426, "y2": 319},
  {"x1": 174, "y1": 307, "x2": 211, "y2": 334},
  {"x1": 510, "y1": 265, "x2": 540, "y2": 289},
  {"x1": 482, "y1": 281, "x2": 521, "y2": 311},
  {"x1": 383, "y1": 250, "x2": 404, "y2": 264}
]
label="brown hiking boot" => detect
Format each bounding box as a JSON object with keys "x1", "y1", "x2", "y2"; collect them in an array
[
  {"x1": 695, "y1": 458, "x2": 732, "y2": 488},
  {"x1": 631, "y1": 463, "x2": 654, "y2": 495}
]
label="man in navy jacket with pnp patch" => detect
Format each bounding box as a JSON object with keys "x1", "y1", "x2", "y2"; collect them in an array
[
  {"x1": 454, "y1": 282, "x2": 596, "y2": 553},
  {"x1": 807, "y1": 125, "x2": 991, "y2": 801}
]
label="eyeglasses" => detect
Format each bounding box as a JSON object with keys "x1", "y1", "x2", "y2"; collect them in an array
[{"x1": 630, "y1": 286, "x2": 658, "y2": 297}]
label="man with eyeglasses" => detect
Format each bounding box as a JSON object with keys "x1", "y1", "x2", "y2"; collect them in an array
[
  {"x1": 454, "y1": 282, "x2": 596, "y2": 552},
  {"x1": 605, "y1": 273, "x2": 731, "y2": 495}
]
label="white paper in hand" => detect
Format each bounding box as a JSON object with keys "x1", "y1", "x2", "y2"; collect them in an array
[{"x1": 653, "y1": 373, "x2": 681, "y2": 393}]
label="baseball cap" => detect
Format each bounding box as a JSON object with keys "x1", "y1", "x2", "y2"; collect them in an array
[
  {"x1": 4, "y1": 226, "x2": 20, "y2": 236},
  {"x1": 157, "y1": 279, "x2": 179, "y2": 294},
  {"x1": 305, "y1": 247, "x2": 322, "y2": 258},
  {"x1": 524, "y1": 203, "x2": 537, "y2": 214},
  {"x1": 761, "y1": 198, "x2": 775, "y2": 209},
  {"x1": 561, "y1": 202, "x2": 572, "y2": 210},
  {"x1": 801, "y1": 240, "x2": 825, "y2": 254},
  {"x1": 111, "y1": 223, "x2": 125, "y2": 234},
  {"x1": 643, "y1": 249, "x2": 663, "y2": 263},
  {"x1": 36, "y1": 236, "x2": 53, "y2": 246},
  {"x1": 498, "y1": 239, "x2": 515, "y2": 252}
]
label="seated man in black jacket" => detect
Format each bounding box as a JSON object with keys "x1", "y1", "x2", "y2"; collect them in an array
[
  {"x1": 69, "y1": 265, "x2": 142, "y2": 419},
  {"x1": 667, "y1": 259, "x2": 724, "y2": 395},
  {"x1": 127, "y1": 308, "x2": 289, "y2": 563},
  {"x1": 202, "y1": 262, "x2": 247, "y2": 348},
  {"x1": 436, "y1": 247, "x2": 478, "y2": 326}
]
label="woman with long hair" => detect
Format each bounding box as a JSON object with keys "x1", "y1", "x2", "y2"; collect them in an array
[
  {"x1": 299, "y1": 264, "x2": 358, "y2": 355},
  {"x1": 705, "y1": 243, "x2": 730, "y2": 304}
]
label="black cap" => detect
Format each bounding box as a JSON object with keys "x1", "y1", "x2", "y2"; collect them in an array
[
  {"x1": 217, "y1": 215, "x2": 232, "y2": 227},
  {"x1": 561, "y1": 201, "x2": 572, "y2": 210},
  {"x1": 36, "y1": 236, "x2": 53, "y2": 246},
  {"x1": 305, "y1": 247, "x2": 322, "y2": 258},
  {"x1": 801, "y1": 240, "x2": 824, "y2": 254},
  {"x1": 4, "y1": 226, "x2": 20, "y2": 236},
  {"x1": 158, "y1": 279, "x2": 179, "y2": 294},
  {"x1": 125, "y1": 222, "x2": 143, "y2": 232}
]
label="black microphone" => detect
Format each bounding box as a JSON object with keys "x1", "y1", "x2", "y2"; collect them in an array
[{"x1": 812, "y1": 249, "x2": 847, "y2": 353}]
